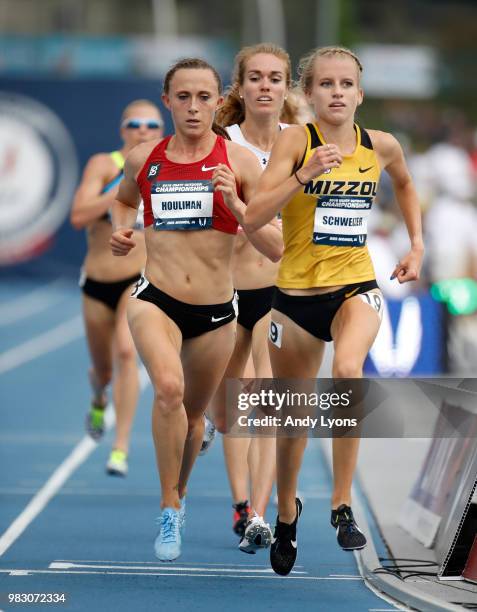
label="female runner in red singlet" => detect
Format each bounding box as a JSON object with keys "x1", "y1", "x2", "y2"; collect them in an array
[{"x1": 110, "y1": 58, "x2": 283, "y2": 562}]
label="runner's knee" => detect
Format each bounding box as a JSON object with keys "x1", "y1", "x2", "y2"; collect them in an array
[
  {"x1": 115, "y1": 342, "x2": 136, "y2": 367},
  {"x1": 332, "y1": 359, "x2": 362, "y2": 379},
  {"x1": 153, "y1": 376, "x2": 184, "y2": 416}
]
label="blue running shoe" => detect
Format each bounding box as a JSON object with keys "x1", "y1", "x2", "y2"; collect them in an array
[
  {"x1": 179, "y1": 497, "x2": 186, "y2": 537},
  {"x1": 154, "y1": 508, "x2": 181, "y2": 561}
]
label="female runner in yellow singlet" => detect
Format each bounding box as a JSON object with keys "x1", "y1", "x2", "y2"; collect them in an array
[{"x1": 244, "y1": 46, "x2": 423, "y2": 576}]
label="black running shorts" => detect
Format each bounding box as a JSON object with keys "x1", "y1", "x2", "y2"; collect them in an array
[
  {"x1": 272, "y1": 280, "x2": 380, "y2": 342},
  {"x1": 132, "y1": 276, "x2": 236, "y2": 340},
  {"x1": 236, "y1": 286, "x2": 275, "y2": 331}
]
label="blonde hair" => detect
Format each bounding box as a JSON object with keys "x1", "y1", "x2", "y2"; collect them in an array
[
  {"x1": 121, "y1": 99, "x2": 161, "y2": 122},
  {"x1": 216, "y1": 43, "x2": 298, "y2": 127},
  {"x1": 298, "y1": 46, "x2": 363, "y2": 94},
  {"x1": 287, "y1": 86, "x2": 315, "y2": 124}
]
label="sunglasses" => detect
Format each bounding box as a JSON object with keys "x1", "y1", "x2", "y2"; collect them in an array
[{"x1": 122, "y1": 118, "x2": 164, "y2": 130}]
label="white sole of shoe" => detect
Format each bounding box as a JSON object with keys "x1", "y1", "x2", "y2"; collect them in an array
[{"x1": 238, "y1": 523, "x2": 272, "y2": 554}]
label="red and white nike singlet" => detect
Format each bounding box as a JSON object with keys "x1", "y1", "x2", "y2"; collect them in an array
[{"x1": 137, "y1": 135, "x2": 240, "y2": 234}]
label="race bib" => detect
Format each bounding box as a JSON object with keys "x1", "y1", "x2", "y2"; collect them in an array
[
  {"x1": 151, "y1": 180, "x2": 213, "y2": 230},
  {"x1": 313, "y1": 195, "x2": 372, "y2": 247}
]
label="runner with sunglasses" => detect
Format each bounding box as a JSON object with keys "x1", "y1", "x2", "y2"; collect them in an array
[
  {"x1": 110, "y1": 58, "x2": 282, "y2": 561},
  {"x1": 71, "y1": 99, "x2": 164, "y2": 476}
]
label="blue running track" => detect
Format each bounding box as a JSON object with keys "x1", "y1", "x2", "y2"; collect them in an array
[{"x1": 0, "y1": 277, "x2": 399, "y2": 612}]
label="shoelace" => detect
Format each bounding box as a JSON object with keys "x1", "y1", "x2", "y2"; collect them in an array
[
  {"x1": 251, "y1": 515, "x2": 270, "y2": 529},
  {"x1": 336, "y1": 511, "x2": 359, "y2": 534},
  {"x1": 157, "y1": 512, "x2": 179, "y2": 543}
]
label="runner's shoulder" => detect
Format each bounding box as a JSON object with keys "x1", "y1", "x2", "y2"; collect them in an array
[
  {"x1": 367, "y1": 129, "x2": 400, "y2": 155},
  {"x1": 225, "y1": 140, "x2": 262, "y2": 170},
  {"x1": 84, "y1": 152, "x2": 118, "y2": 175},
  {"x1": 274, "y1": 125, "x2": 308, "y2": 152},
  {"x1": 126, "y1": 139, "x2": 163, "y2": 174}
]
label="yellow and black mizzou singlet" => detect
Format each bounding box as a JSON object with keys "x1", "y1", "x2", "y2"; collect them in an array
[{"x1": 277, "y1": 123, "x2": 380, "y2": 288}]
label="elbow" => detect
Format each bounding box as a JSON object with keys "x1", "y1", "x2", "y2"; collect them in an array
[
  {"x1": 70, "y1": 211, "x2": 85, "y2": 230},
  {"x1": 242, "y1": 205, "x2": 262, "y2": 234},
  {"x1": 241, "y1": 219, "x2": 254, "y2": 235},
  {"x1": 269, "y1": 243, "x2": 284, "y2": 264},
  {"x1": 242, "y1": 218, "x2": 264, "y2": 234}
]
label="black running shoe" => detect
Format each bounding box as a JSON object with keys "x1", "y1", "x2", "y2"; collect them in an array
[
  {"x1": 270, "y1": 497, "x2": 303, "y2": 576},
  {"x1": 232, "y1": 501, "x2": 250, "y2": 537},
  {"x1": 331, "y1": 504, "x2": 367, "y2": 550}
]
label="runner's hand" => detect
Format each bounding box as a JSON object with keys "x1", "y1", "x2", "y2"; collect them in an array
[
  {"x1": 390, "y1": 247, "x2": 423, "y2": 283},
  {"x1": 296, "y1": 144, "x2": 343, "y2": 183},
  {"x1": 110, "y1": 228, "x2": 136, "y2": 256},
  {"x1": 212, "y1": 164, "x2": 239, "y2": 211}
]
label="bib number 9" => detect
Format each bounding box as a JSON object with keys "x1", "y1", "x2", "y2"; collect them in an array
[
  {"x1": 269, "y1": 320, "x2": 283, "y2": 348},
  {"x1": 359, "y1": 290, "x2": 384, "y2": 318}
]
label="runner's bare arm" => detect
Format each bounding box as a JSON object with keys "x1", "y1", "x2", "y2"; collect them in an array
[
  {"x1": 214, "y1": 144, "x2": 283, "y2": 262},
  {"x1": 374, "y1": 131, "x2": 424, "y2": 283},
  {"x1": 70, "y1": 154, "x2": 120, "y2": 229},
  {"x1": 110, "y1": 146, "x2": 144, "y2": 256},
  {"x1": 243, "y1": 127, "x2": 342, "y2": 231}
]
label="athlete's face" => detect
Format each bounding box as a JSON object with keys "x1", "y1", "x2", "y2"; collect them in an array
[
  {"x1": 239, "y1": 53, "x2": 288, "y2": 118},
  {"x1": 120, "y1": 104, "x2": 164, "y2": 148},
  {"x1": 308, "y1": 56, "x2": 363, "y2": 126},
  {"x1": 162, "y1": 69, "x2": 223, "y2": 137}
]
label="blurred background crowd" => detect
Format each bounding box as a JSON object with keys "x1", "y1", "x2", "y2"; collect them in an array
[{"x1": 1, "y1": 0, "x2": 477, "y2": 377}]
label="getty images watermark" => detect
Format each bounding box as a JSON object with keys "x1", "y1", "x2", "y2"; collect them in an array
[
  {"x1": 236, "y1": 387, "x2": 356, "y2": 430},
  {"x1": 224, "y1": 378, "x2": 477, "y2": 438}
]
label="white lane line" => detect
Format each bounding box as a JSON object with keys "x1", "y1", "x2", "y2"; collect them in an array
[
  {"x1": 0, "y1": 365, "x2": 149, "y2": 558},
  {"x1": 53, "y1": 560, "x2": 300, "y2": 568},
  {"x1": 3, "y1": 569, "x2": 362, "y2": 580},
  {"x1": 49, "y1": 562, "x2": 306, "y2": 574},
  {"x1": 0, "y1": 315, "x2": 84, "y2": 375},
  {"x1": 0, "y1": 278, "x2": 68, "y2": 326},
  {"x1": 0, "y1": 488, "x2": 163, "y2": 497},
  {"x1": 329, "y1": 574, "x2": 362, "y2": 578}
]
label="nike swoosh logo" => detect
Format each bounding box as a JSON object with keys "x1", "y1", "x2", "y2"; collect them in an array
[
  {"x1": 315, "y1": 236, "x2": 328, "y2": 241},
  {"x1": 345, "y1": 287, "x2": 360, "y2": 299},
  {"x1": 358, "y1": 166, "x2": 373, "y2": 173},
  {"x1": 202, "y1": 164, "x2": 218, "y2": 172},
  {"x1": 211, "y1": 313, "x2": 233, "y2": 323}
]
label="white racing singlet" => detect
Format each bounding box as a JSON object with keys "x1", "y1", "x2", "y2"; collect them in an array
[{"x1": 226, "y1": 123, "x2": 288, "y2": 169}]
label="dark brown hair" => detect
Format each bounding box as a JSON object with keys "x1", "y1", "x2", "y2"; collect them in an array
[
  {"x1": 163, "y1": 57, "x2": 229, "y2": 138},
  {"x1": 163, "y1": 57, "x2": 222, "y2": 94}
]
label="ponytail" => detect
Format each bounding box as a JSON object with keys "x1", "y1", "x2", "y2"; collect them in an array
[
  {"x1": 212, "y1": 122, "x2": 231, "y2": 140},
  {"x1": 216, "y1": 84, "x2": 245, "y2": 127}
]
